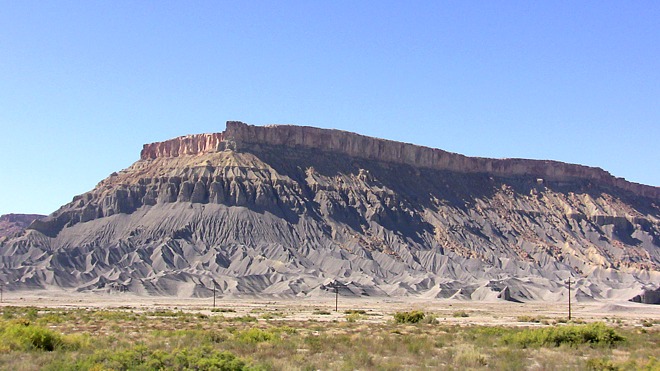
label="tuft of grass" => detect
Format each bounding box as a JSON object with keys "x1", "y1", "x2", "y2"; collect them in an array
[
  {"x1": 145, "y1": 309, "x2": 191, "y2": 318},
  {"x1": 341, "y1": 350, "x2": 374, "y2": 370},
  {"x1": 260, "y1": 311, "x2": 286, "y2": 320},
  {"x1": 260, "y1": 313, "x2": 274, "y2": 320},
  {"x1": 303, "y1": 335, "x2": 325, "y2": 354},
  {"x1": 228, "y1": 315, "x2": 258, "y2": 323},
  {"x1": 455, "y1": 346, "x2": 488, "y2": 367},
  {"x1": 452, "y1": 310, "x2": 470, "y2": 318},
  {"x1": 420, "y1": 313, "x2": 439, "y2": 324},
  {"x1": 271, "y1": 326, "x2": 296, "y2": 335},
  {"x1": 517, "y1": 315, "x2": 548, "y2": 323}
]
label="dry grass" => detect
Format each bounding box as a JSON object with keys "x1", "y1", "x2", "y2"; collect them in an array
[{"x1": 0, "y1": 305, "x2": 658, "y2": 370}]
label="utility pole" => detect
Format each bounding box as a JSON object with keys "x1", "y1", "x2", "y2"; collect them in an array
[
  {"x1": 325, "y1": 281, "x2": 346, "y2": 312},
  {"x1": 0, "y1": 283, "x2": 3, "y2": 303},
  {"x1": 566, "y1": 277, "x2": 572, "y2": 321},
  {"x1": 213, "y1": 281, "x2": 216, "y2": 308}
]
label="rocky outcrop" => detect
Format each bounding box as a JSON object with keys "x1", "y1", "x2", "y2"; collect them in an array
[
  {"x1": 140, "y1": 122, "x2": 660, "y2": 200},
  {"x1": 630, "y1": 288, "x2": 660, "y2": 304},
  {"x1": 1, "y1": 121, "x2": 659, "y2": 300},
  {"x1": 141, "y1": 132, "x2": 226, "y2": 159},
  {"x1": 0, "y1": 214, "x2": 44, "y2": 239}
]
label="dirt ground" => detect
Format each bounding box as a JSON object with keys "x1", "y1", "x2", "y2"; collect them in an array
[{"x1": 1, "y1": 289, "x2": 658, "y2": 328}]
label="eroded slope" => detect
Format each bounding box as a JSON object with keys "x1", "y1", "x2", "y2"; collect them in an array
[{"x1": 2, "y1": 122, "x2": 659, "y2": 301}]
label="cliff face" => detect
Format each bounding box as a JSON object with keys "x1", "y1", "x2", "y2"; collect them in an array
[
  {"x1": 141, "y1": 132, "x2": 226, "y2": 159},
  {"x1": 140, "y1": 122, "x2": 659, "y2": 199},
  {"x1": 2, "y1": 121, "x2": 659, "y2": 300}
]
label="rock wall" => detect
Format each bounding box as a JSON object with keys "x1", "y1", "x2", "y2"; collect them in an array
[
  {"x1": 141, "y1": 132, "x2": 225, "y2": 159},
  {"x1": 140, "y1": 121, "x2": 660, "y2": 200}
]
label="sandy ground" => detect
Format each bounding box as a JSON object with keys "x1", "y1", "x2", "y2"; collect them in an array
[{"x1": 1, "y1": 289, "x2": 658, "y2": 327}]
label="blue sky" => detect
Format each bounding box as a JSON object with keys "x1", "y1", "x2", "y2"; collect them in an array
[{"x1": 1, "y1": 1, "x2": 658, "y2": 216}]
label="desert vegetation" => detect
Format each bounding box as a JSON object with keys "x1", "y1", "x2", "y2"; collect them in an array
[{"x1": 0, "y1": 305, "x2": 657, "y2": 370}]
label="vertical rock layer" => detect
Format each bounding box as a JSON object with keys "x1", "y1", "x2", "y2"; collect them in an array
[{"x1": 141, "y1": 132, "x2": 226, "y2": 159}]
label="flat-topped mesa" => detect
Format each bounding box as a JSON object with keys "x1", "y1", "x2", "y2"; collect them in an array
[
  {"x1": 141, "y1": 121, "x2": 660, "y2": 199},
  {"x1": 224, "y1": 122, "x2": 660, "y2": 199},
  {"x1": 140, "y1": 132, "x2": 225, "y2": 159}
]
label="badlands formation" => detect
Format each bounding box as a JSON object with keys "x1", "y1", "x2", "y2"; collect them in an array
[{"x1": 1, "y1": 122, "x2": 659, "y2": 302}]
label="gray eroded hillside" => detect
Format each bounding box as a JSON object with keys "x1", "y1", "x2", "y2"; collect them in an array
[{"x1": 1, "y1": 122, "x2": 659, "y2": 302}]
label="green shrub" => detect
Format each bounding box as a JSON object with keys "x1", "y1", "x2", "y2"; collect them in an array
[
  {"x1": 25, "y1": 308, "x2": 39, "y2": 321},
  {"x1": 212, "y1": 308, "x2": 236, "y2": 313},
  {"x1": 271, "y1": 326, "x2": 296, "y2": 335},
  {"x1": 502, "y1": 322, "x2": 625, "y2": 348},
  {"x1": 452, "y1": 311, "x2": 469, "y2": 318},
  {"x1": 585, "y1": 357, "x2": 620, "y2": 371},
  {"x1": 641, "y1": 320, "x2": 654, "y2": 328},
  {"x1": 304, "y1": 335, "x2": 325, "y2": 354},
  {"x1": 71, "y1": 345, "x2": 253, "y2": 370},
  {"x1": 1, "y1": 306, "x2": 18, "y2": 319},
  {"x1": 394, "y1": 311, "x2": 426, "y2": 324},
  {"x1": 346, "y1": 313, "x2": 362, "y2": 322},
  {"x1": 517, "y1": 315, "x2": 548, "y2": 323},
  {"x1": 1, "y1": 322, "x2": 63, "y2": 351},
  {"x1": 344, "y1": 309, "x2": 366, "y2": 315},
  {"x1": 235, "y1": 328, "x2": 277, "y2": 343}
]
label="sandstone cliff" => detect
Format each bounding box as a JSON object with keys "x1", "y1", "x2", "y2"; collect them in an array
[
  {"x1": 1, "y1": 122, "x2": 658, "y2": 301},
  {"x1": 140, "y1": 122, "x2": 660, "y2": 200},
  {"x1": 141, "y1": 132, "x2": 226, "y2": 159}
]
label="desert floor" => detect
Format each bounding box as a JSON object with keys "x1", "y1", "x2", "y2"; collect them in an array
[{"x1": 2, "y1": 289, "x2": 658, "y2": 327}]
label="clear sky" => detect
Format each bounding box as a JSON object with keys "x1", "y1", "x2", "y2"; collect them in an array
[{"x1": 1, "y1": 1, "x2": 658, "y2": 216}]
